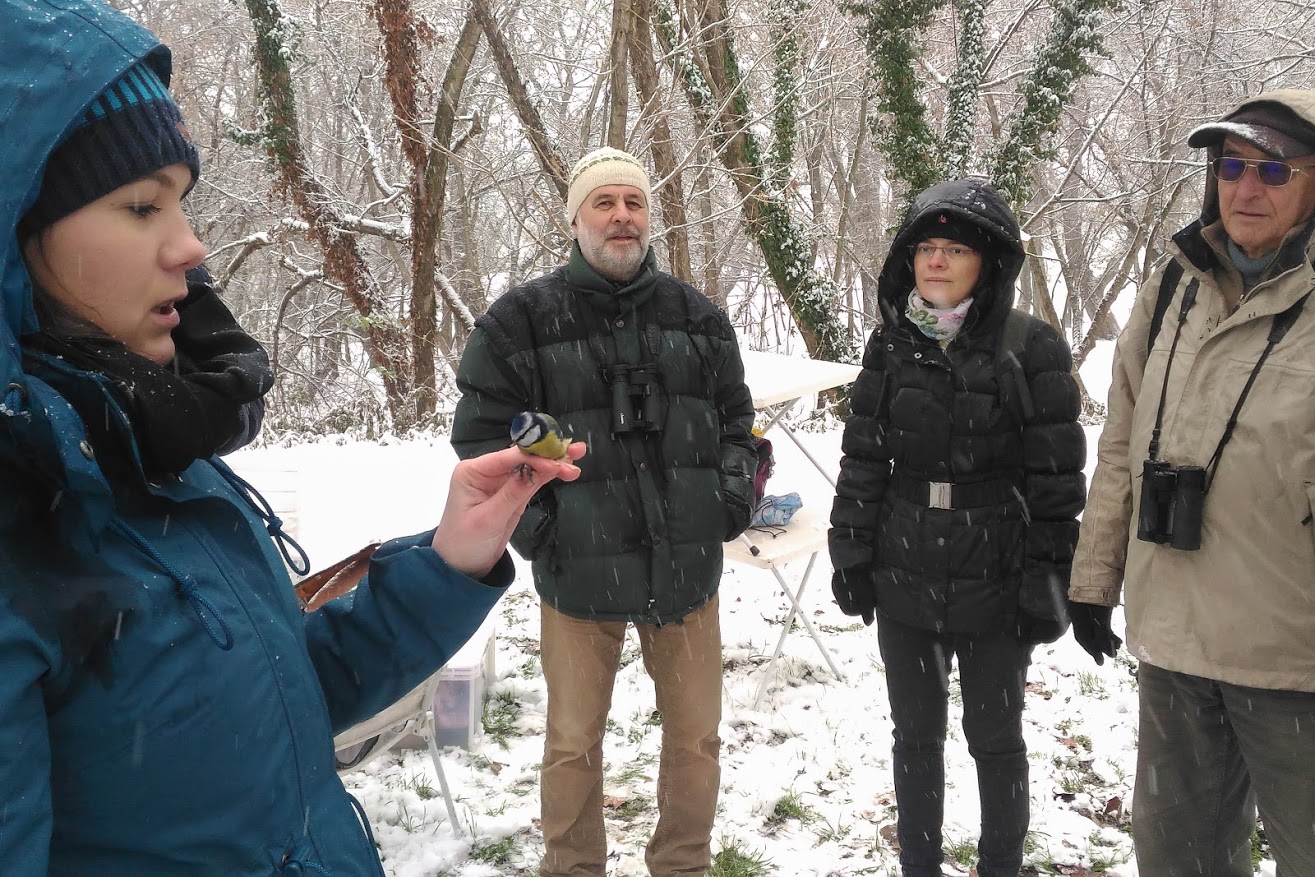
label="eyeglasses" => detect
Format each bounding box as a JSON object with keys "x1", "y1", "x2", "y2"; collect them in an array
[
  {"x1": 1211, "y1": 156, "x2": 1315, "y2": 188},
  {"x1": 913, "y1": 243, "x2": 977, "y2": 261}
]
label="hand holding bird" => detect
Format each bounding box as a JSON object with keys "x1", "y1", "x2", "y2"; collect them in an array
[{"x1": 431, "y1": 441, "x2": 586, "y2": 579}]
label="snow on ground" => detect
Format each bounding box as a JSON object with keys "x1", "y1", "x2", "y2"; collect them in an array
[{"x1": 228, "y1": 412, "x2": 1274, "y2": 877}]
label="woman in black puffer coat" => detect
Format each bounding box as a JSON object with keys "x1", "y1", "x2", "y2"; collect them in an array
[{"x1": 828, "y1": 178, "x2": 1086, "y2": 877}]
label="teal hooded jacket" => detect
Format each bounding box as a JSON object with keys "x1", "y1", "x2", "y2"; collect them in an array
[{"x1": 0, "y1": 2, "x2": 506, "y2": 874}]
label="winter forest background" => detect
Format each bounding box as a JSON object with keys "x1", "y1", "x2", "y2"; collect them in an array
[{"x1": 115, "y1": 0, "x2": 1315, "y2": 434}]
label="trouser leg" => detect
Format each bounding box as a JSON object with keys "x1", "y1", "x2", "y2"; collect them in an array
[
  {"x1": 1221, "y1": 681, "x2": 1315, "y2": 877},
  {"x1": 877, "y1": 616, "x2": 953, "y2": 877},
  {"x1": 539, "y1": 602, "x2": 626, "y2": 877},
  {"x1": 638, "y1": 595, "x2": 723, "y2": 877},
  {"x1": 1132, "y1": 662, "x2": 1255, "y2": 877},
  {"x1": 955, "y1": 632, "x2": 1032, "y2": 877}
]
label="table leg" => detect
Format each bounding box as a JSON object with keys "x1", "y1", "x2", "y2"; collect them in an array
[
  {"x1": 424, "y1": 717, "x2": 464, "y2": 837},
  {"x1": 751, "y1": 553, "x2": 847, "y2": 709},
  {"x1": 758, "y1": 400, "x2": 839, "y2": 489},
  {"x1": 774, "y1": 425, "x2": 839, "y2": 489}
]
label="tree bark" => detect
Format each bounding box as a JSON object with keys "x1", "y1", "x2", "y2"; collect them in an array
[
  {"x1": 243, "y1": 0, "x2": 413, "y2": 428},
  {"x1": 630, "y1": 0, "x2": 693, "y2": 281},
  {"x1": 659, "y1": 0, "x2": 856, "y2": 366},
  {"x1": 606, "y1": 0, "x2": 632, "y2": 148},
  {"x1": 371, "y1": 0, "x2": 438, "y2": 420},
  {"x1": 413, "y1": 11, "x2": 484, "y2": 415},
  {"x1": 471, "y1": 0, "x2": 570, "y2": 200}
]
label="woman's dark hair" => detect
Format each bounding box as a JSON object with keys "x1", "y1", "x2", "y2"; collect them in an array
[{"x1": 22, "y1": 231, "x2": 108, "y2": 340}]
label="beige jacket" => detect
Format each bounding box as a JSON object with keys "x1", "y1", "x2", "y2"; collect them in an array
[{"x1": 1071, "y1": 91, "x2": 1315, "y2": 691}]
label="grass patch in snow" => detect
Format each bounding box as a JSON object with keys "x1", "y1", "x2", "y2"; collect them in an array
[
  {"x1": 469, "y1": 834, "x2": 518, "y2": 865},
  {"x1": 764, "y1": 792, "x2": 816, "y2": 828},
  {"x1": 709, "y1": 837, "x2": 774, "y2": 876},
  {"x1": 482, "y1": 691, "x2": 522, "y2": 749}
]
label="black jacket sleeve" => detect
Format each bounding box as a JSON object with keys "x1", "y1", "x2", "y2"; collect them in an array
[
  {"x1": 713, "y1": 331, "x2": 757, "y2": 541},
  {"x1": 1014, "y1": 319, "x2": 1086, "y2": 632},
  {"x1": 829, "y1": 330, "x2": 893, "y2": 596}
]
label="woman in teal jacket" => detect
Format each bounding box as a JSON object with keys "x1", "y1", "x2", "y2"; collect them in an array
[{"x1": 0, "y1": 2, "x2": 583, "y2": 874}]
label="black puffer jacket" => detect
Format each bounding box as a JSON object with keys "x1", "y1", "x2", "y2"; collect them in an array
[
  {"x1": 452, "y1": 245, "x2": 756, "y2": 625},
  {"x1": 829, "y1": 179, "x2": 1086, "y2": 637}
]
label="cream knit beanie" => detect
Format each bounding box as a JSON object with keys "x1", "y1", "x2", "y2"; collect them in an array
[{"x1": 566, "y1": 147, "x2": 651, "y2": 224}]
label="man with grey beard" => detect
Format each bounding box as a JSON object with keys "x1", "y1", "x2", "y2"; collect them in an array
[{"x1": 451, "y1": 147, "x2": 756, "y2": 877}]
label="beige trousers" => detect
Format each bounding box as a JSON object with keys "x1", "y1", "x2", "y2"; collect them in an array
[{"x1": 538, "y1": 596, "x2": 722, "y2": 877}]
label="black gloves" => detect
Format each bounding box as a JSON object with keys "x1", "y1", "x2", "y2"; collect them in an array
[
  {"x1": 1068, "y1": 599, "x2": 1122, "y2": 665},
  {"x1": 832, "y1": 569, "x2": 876, "y2": 626}
]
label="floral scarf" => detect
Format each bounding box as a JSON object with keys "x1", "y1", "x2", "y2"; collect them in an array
[{"x1": 905, "y1": 290, "x2": 973, "y2": 345}]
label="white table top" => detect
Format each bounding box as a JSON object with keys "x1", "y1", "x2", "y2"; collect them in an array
[
  {"x1": 739, "y1": 350, "x2": 862, "y2": 409},
  {"x1": 723, "y1": 504, "x2": 829, "y2": 570}
]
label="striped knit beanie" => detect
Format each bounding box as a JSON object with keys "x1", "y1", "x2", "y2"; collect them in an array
[
  {"x1": 566, "y1": 147, "x2": 650, "y2": 224},
  {"x1": 20, "y1": 60, "x2": 200, "y2": 239}
]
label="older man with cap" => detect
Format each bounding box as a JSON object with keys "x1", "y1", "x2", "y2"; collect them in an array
[
  {"x1": 451, "y1": 147, "x2": 756, "y2": 876},
  {"x1": 1069, "y1": 91, "x2": 1315, "y2": 875}
]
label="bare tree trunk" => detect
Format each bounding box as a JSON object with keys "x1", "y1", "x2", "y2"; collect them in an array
[
  {"x1": 1024, "y1": 247, "x2": 1090, "y2": 403},
  {"x1": 413, "y1": 12, "x2": 483, "y2": 404},
  {"x1": 630, "y1": 0, "x2": 693, "y2": 281},
  {"x1": 606, "y1": 0, "x2": 632, "y2": 148},
  {"x1": 832, "y1": 92, "x2": 868, "y2": 289},
  {"x1": 243, "y1": 0, "x2": 413, "y2": 428},
  {"x1": 371, "y1": 0, "x2": 437, "y2": 420},
  {"x1": 658, "y1": 0, "x2": 856, "y2": 366},
  {"x1": 471, "y1": 0, "x2": 570, "y2": 200}
]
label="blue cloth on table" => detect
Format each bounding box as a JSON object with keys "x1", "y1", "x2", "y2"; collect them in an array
[{"x1": 750, "y1": 492, "x2": 802, "y2": 528}]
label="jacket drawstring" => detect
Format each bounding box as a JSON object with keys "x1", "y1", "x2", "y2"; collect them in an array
[
  {"x1": 348, "y1": 793, "x2": 389, "y2": 877},
  {"x1": 278, "y1": 842, "x2": 334, "y2": 877},
  {"x1": 207, "y1": 457, "x2": 311, "y2": 576},
  {"x1": 108, "y1": 518, "x2": 234, "y2": 651},
  {"x1": 2, "y1": 381, "x2": 26, "y2": 417}
]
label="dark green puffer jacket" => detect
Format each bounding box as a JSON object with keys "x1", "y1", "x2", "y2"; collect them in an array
[{"x1": 452, "y1": 245, "x2": 757, "y2": 624}]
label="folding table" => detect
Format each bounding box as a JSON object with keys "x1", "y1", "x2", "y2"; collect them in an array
[
  {"x1": 737, "y1": 350, "x2": 862, "y2": 489},
  {"x1": 727, "y1": 350, "x2": 863, "y2": 708}
]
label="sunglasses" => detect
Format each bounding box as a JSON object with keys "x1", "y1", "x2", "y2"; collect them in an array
[{"x1": 1211, "y1": 156, "x2": 1314, "y2": 187}]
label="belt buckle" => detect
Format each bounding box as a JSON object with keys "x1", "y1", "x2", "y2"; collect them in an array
[{"x1": 928, "y1": 482, "x2": 952, "y2": 509}]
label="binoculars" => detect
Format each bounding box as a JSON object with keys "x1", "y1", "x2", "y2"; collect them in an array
[
  {"x1": 609, "y1": 363, "x2": 663, "y2": 434},
  {"x1": 1137, "y1": 459, "x2": 1206, "y2": 551}
]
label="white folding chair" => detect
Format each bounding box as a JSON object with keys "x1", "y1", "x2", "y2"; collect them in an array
[{"x1": 332, "y1": 669, "x2": 464, "y2": 837}]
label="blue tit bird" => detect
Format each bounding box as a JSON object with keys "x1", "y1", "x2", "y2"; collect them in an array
[{"x1": 510, "y1": 411, "x2": 571, "y2": 469}]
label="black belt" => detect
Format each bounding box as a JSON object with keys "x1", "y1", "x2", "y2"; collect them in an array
[{"x1": 891, "y1": 473, "x2": 1019, "y2": 510}]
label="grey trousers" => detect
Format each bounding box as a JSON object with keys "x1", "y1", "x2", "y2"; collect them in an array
[{"x1": 1133, "y1": 662, "x2": 1315, "y2": 876}]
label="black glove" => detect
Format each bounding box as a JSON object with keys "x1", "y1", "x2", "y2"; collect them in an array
[
  {"x1": 832, "y1": 568, "x2": 876, "y2": 626},
  {"x1": 1068, "y1": 600, "x2": 1122, "y2": 665},
  {"x1": 724, "y1": 497, "x2": 752, "y2": 542}
]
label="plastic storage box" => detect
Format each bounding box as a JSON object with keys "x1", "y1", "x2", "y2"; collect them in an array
[{"x1": 430, "y1": 617, "x2": 497, "y2": 749}]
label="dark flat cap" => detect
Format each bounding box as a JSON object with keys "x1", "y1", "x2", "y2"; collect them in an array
[{"x1": 1187, "y1": 100, "x2": 1315, "y2": 159}]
